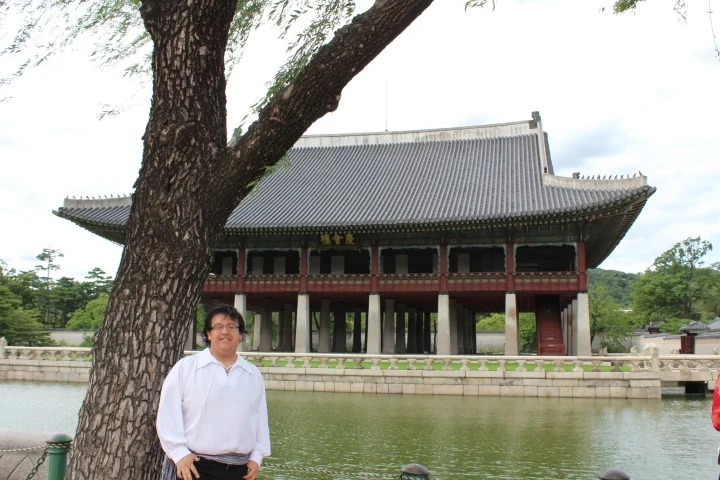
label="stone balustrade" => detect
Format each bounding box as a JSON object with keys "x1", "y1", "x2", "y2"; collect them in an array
[{"x1": 2, "y1": 344, "x2": 719, "y2": 398}]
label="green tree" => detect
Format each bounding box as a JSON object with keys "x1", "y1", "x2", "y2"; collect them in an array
[
  {"x1": 701, "y1": 262, "x2": 720, "y2": 319},
  {"x1": 34, "y1": 248, "x2": 64, "y2": 326},
  {"x1": 4, "y1": 269, "x2": 42, "y2": 310},
  {"x1": 476, "y1": 313, "x2": 504, "y2": 331},
  {"x1": 587, "y1": 268, "x2": 638, "y2": 308},
  {"x1": 632, "y1": 237, "x2": 713, "y2": 322},
  {"x1": 82, "y1": 268, "x2": 114, "y2": 298},
  {"x1": 49, "y1": 277, "x2": 88, "y2": 328},
  {"x1": 67, "y1": 294, "x2": 110, "y2": 331},
  {"x1": 0, "y1": 283, "x2": 53, "y2": 346},
  {"x1": 518, "y1": 313, "x2": 536, "y2": 353},
  {"x1": 589, "y1": 283, "x2": 635, "y2": 352}
]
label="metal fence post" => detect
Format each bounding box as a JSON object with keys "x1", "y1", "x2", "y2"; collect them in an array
[{"x1": 46, "y1": 434, "x2": 72, "y2": 480}]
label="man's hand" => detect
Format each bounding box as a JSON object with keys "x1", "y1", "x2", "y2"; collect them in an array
[
  {"x1": 175, "y1": 454, "x2": 200, "y2": 480},
  {"x1": 243, "y1": 460, "x2": 260, "y2": 480}
]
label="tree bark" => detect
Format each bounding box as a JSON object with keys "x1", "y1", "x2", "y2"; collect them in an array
[{"x1": 67, "y1": 1, "x2": 434, "y2": 478}]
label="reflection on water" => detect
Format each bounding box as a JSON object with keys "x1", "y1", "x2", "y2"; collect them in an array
[
  {"x1": 0, "y1": 381, "x2": 86, "y2": 435},
  {"x1": 1, "y1": 381, "x2": 716, "y2": 479}
]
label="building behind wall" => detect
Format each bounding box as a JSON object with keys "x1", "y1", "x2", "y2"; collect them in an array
[{"x1": 54, "y1": 112, "x2": 655, "y2": 356}]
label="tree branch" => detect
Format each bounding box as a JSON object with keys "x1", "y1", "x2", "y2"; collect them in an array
[{"x1": 224, "y1": 0, "x2": 435, "y2": 206}]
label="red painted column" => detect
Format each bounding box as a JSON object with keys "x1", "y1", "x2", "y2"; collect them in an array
[
  {"x1": 236, "y1": 247, "x2": 245, "y2": 292},
  {"x1": 577, "y1": 241, "x2": 587, "y2": 291},
  {"x1": 300, "y1": 246, "x2": 308, "y2": 293},
  {"x1": 371, "y1": 245, "x2": 379, "y2": 293},
  {"x1": 439, "y1": 243, "x2": 448, "y2": 293},
  {"x1": 506, "y1": 242, "x2": 515, "y2": 291}
]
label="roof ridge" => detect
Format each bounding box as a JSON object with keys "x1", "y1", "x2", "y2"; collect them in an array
[
  {"x1": 543, "y1": 174, "x2": 648, "y2": 191},
  {"x1": 62, "y1": 195, "x2": 132, "y2": 209},
  {"x1": 294, "y1": 116, "x2": 539, "y2": 149}
]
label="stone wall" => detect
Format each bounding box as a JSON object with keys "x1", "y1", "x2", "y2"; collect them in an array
[
  {"x1": 0, "y1": 358, "x2": 661, "y2": 399},
  {"x1": 260, "y1": 368, "x2": 661, "y2": 398},
  {"x1": 0, "y1": 359, "x2": 91, "y2": 383}
]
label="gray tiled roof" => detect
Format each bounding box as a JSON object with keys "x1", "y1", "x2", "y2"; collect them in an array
[
  {"x1": 226, "y1": 134, "x2": 651, "y2": 232},
  {"x1": 55, "y1": 114, "x2": 654, "y2": 242}
]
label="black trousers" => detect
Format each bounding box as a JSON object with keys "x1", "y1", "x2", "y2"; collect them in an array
[{"x1": 195, "y1": 457, "x2": 248, "y2": 480}]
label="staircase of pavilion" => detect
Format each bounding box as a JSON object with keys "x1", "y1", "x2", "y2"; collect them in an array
[{"x1": 535, "y1": 295, "x2": 566, "y2": 356}]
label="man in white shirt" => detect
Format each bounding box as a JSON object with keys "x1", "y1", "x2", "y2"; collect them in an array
[{"x1": 157, "y1": 304, "x2": 271, "y2": 480}]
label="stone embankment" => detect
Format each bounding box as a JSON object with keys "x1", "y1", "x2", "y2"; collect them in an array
[{"x1": 3, "y1": 342, "x2": 719, "y2": 399}]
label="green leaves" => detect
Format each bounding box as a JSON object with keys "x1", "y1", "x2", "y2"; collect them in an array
[
  {"x1": 632, "y1": 236, "x2": 717, "y2": 330},
  {"x1": 67, "y1": 293, "x2": 109, "y2": 330}
]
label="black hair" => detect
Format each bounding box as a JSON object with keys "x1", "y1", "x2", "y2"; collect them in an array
[{"x1": 201, "y1": 304, "x2": 247, "y2": 347}]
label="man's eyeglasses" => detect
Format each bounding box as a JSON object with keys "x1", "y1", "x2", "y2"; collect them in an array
[{"x1": 210, "y1": 324, "x2": 239, "y2": 333}]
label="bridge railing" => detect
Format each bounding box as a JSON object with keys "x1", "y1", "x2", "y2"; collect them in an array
[{"x1": 4, "y1": 345, "x2": 720, "y2": 374}]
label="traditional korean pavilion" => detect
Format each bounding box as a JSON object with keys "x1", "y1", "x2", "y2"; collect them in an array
[{"x1": 54, "y1": 112, "x2": 655, "y2": 356}]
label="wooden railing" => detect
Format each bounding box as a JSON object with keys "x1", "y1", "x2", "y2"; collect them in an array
[{"x1": 204, "y1": 271, "x2": 582, "y2": 294}]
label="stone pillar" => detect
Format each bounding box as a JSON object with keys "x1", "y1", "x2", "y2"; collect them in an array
[
  {"x1": 562, "y1": 307, "x2": 568, "y2": 355},
  {"x1": 367, "y1": 294, "x2": 382, "y2": 354},
  {"x1": 423, "y1": 311, "x2": 432, "y2": 354},
  {"x1": 560, "y1": 309, "x2": 567, "y2": 355},
  {"x1": 252, "y1": 312, "x2": 262, "y2": 351},
  {"x1": 449, "y1": 299, "x2": 458, "y2": 354},
  {"x1": 276, "y1": 307, "x2": 285, "y2": 350},
  {"x1": 407, "y1": 308, "x2": 417, "y2": 353},
  {"x1": 282, "y1": 302, "x2": 294, "y2": 351},
  {"x1": 462, "y1": 308, "x2": 471, "y2": 354},
  {"x1": 233, "y1": 293, "x2": 247, "y2": 352},
  {"x1": 185, "y1": 317, "x2": 196, "y2": 351},
  {"x1": 437, "y1": 294, "x2": 451, "y2": 355},
  {"x1": 576, "y1": 292, "x2": 591, "y2": 356},
  {"x1": 319, "y1": 298, "x2": 331, "y2": 353},
  {"x1": 395, "y1": 303, "x2": 406, "y2": 353},
  {"x1": 333, "y1": 304, "x2": 347, "y2": 353},
  {"x1": 259, "y1": 307, "x2": 273, "y2": 352},
  {"x1": 295, "y1": 294, "x2": 310, "y2": 353},
  {"x1": 504, "y1": 293, "x2": 519, "y2": 356},
  {"x1": 382, "y1": 298, "x2": 395, "y2": 354},
  {"x1": 352, "y1": 309, "x2": 363, "y2": 353},
  {"x1": 571, "y1": 298, "x2": 579, "y2": 356},
  {"x1": 464, "y1": 307, "x2": 472, "y2": 354},
  {"x1": 252, "y1": 312, "x2": 262, "y2": 352},
  {"x1": 470, "y1": 311, "x2": 477, "y2": 354}
]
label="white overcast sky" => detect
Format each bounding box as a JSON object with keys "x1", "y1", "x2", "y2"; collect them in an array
[{"x1": 1, "y1": 0, "x2": 719, "y2": 280}]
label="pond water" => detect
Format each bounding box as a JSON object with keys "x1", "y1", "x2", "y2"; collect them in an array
[{"x1": 0, "y1": 381, "x2": 717, "y2": 479}]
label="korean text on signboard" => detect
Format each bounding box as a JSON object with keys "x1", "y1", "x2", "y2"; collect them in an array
[{"x1": 320, "y1": 232, "x2": 356, "y2": 246}]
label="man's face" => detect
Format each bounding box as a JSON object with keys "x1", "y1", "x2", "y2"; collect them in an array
[{"x1": 207, "y1": 314, "x2": 241, "y2": 353}]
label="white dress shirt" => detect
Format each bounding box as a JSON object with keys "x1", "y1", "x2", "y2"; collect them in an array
[{"x1": 156, "y1": 348, "x2": 271, "y2": 465}]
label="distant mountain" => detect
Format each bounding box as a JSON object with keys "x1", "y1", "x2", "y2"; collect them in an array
[{"x1": 587, "y1": 268, "x2": 639, "y2": 308}]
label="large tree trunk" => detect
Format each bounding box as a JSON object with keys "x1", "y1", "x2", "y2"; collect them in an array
[
  {"x1": 67, "y1": 1, "x2": 434, "y2": 478},
  {"x1": 67, "y1": 1, "x2": 236, "y2": 478}
]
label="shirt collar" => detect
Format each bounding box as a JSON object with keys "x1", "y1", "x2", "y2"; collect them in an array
[{"x1": 196, "y1": 348, "x2": 257, "y2": 375}]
